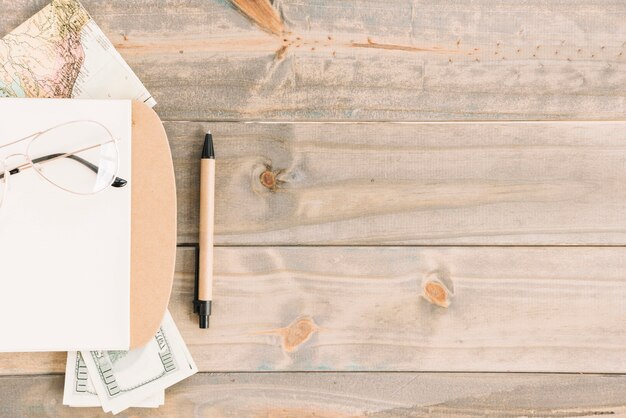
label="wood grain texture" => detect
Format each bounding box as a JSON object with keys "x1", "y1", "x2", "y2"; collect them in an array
[
  {"x1": 169, "y1": 121, "x2": 626, "y2": 245},
  {"x1": 2, "y1": 0, "x2": 625, "y2": 413},
  {"x1": 167, "y1": 246, "x2": 626, "y2": 373},
  {"x1": 230, "y1": 0, "x2": 284, "y2": 35},
  {"x1": 3, "y1": 1, "x2": 626, "y2": 121},
  {"x1": 2, "y1": 246, "x2": 624, "y2": 374},
  {"x1": 1, "y1": 372, "x2": 625, "y2": 417}
]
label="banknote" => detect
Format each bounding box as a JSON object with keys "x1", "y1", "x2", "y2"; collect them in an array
[
  {"x1": 80, "y1": 310, "x2": 197, "y2": 414},
  {"x1": 63, "y1": 351, "x2": 164, "y2": 409}
]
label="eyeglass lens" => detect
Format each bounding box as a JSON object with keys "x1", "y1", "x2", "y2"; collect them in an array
[{"x1": 27, "y1": 121, "x2": 119, "y2": 195}]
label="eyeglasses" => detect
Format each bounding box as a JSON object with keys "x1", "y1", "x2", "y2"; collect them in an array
[{"x1": 0, "y1": 120, "x2": 127, "y2": 209}]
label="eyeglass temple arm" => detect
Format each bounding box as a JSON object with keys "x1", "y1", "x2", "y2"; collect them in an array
[{"x1": 0, "y1": 153, "x2": 127, "y2": 187}]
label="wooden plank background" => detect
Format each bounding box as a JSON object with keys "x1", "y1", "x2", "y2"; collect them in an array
[
  {"x1": 1, "y1": 373, "x2": 626, "y2": 417},
  {"x1": 168, "y1": 121, "x2": 626, "y2": 245},
  {"x1": 1, "y1": 0, "x2": 625, "y2": 416},
  {"x1": 3, "y1": 0, "x2": 626, "y2": 122}
]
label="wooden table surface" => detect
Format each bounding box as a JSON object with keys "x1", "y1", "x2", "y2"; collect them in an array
[{"x1": 1, "y1": 0, "x2": 626, "y2": 416}]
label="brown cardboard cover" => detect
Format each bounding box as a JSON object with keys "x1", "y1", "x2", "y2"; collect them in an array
[{"x1": 130, "y1": 101, "x2": 177, "y2": 348}]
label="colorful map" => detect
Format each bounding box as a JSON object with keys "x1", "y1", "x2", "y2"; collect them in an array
[{"x1": 0, "y1": 0, "x2": 155, "y2": 106}]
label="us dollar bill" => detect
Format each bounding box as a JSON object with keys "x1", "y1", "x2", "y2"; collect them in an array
[
  {"x1": 63, "y1": 351, "x2": 164, "y2": 409},
  {"x1": 78, "y1": 310, "x2": 197, "y2": 414}
]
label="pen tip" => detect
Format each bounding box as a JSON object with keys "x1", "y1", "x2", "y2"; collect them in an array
[{"x1": 202, "y1": 132, "x2": 215, "y2": 159}]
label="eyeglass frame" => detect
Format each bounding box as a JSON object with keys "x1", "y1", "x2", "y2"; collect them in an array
[{"x1": 0, "y1": 120, "x2": 128, "y2": 207}]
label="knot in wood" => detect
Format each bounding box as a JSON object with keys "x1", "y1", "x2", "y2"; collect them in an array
[
  {"x1": 421, "y1": 266, "x2": 454, "y2": 308},
  {"x1": 260, "y1": 169, "x2": 277, "y2": 190},
  {"x1": 423, "y1": 281, "x2": 449, "y2": 307},
  {"x1": 283, "y1": 318, "x2": 318, "y2": 352}
]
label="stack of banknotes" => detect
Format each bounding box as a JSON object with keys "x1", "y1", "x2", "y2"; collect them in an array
[{"x1": 63, "y1": 311, "x2": 197, "y2": 414}]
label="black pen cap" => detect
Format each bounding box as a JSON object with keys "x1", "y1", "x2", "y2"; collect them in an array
[{"x1": 202, "y1": 131, "x2": 215, "y2": 159}]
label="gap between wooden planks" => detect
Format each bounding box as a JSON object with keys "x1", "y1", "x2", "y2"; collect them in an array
[{"x1": 1, "y1": 245, "x2": 624, "y2": 374}]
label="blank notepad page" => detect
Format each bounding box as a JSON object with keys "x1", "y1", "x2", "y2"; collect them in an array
[{"x1": 0, "y1": 99, "x2": 131, "y2": 352}]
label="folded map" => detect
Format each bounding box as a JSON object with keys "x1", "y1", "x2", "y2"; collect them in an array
[{"x1": 0, "y1": 0, "x2": 155, "y2": 106}]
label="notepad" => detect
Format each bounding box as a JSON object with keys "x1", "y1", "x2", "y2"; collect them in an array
[{"x1": 0, "y1": 98, "x2": 131, "y2": 352}]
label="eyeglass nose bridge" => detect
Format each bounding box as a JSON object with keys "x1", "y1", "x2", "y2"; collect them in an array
[
  {"x1": 2, "y1": 152, "x2": 31, "y2": 166},
  {"x1": 1, "y1": 153, "x2": 31, "y2": 178}
]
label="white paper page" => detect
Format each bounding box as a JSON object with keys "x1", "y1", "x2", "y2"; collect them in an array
[{"x1": 0, "y1": 98, "x2": 131, "y2": 352}]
